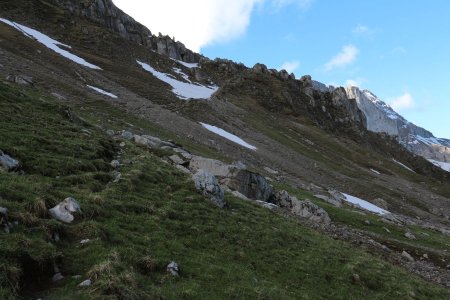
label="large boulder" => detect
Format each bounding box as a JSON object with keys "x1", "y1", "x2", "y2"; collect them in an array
[
  {"x1": 0, "y1": 150, "x2": 20, "y2": 171},
  {"x1": 189, "y1": 156, "x2": 237, "y2": 177},
  {"x1": 222, "y1": 170, "x2": 274, "y2": 202},
  {"x1": 49, "y1": 197, "x2": 81, "y2": 223},
  {"x1": 272, "y1": 190, "x2": 294, "y2": 208},
  {"x1": 192, "y1": 170, "x2": 225, "y2": 208},
  {"x1": 291, "y1": 200, "x2": 331, "y2": 224}
]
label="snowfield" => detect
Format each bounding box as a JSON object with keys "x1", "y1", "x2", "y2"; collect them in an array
[
  {"x1": 428, "y1": 159, "x2": 450, "y2": 172},
  {"x1": 86, "y1": 85, "x2": 118, "y2": 99},
  {"x1": 0, "y1": 18, "x2": 101, "y2": 70},
  {"x1": 136, "y1": 60, "x2": 218, "y2": 100},
  {"x1": 171, "y1": 58, "x2": 199, "y2": 69},
  {"x1": 342, "y1": 193, "x2": 389, "y2": 215},
  {"x1": 200, "y1": 122, "x2": 257, "y2": 150}
]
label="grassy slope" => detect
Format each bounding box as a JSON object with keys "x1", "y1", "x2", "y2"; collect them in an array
[{"x1": 0, "y1": 82, "x2": 449, "y2": 299}]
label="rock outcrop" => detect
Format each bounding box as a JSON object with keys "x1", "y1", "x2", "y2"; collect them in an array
[
  {"x1": 0, "y1": 150, "x2": 20, "y2": 171},
  {"x1": 192, "y1": 170, "x2": 225, "y2": 208},
  {"x1": 54, "y1": 0, "x2": 200, "y2": 62}
]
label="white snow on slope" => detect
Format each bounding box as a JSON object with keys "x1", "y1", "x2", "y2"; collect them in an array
[
  {"x1": 200, "y1": 122, "x2": 257, "y2": 150},
  {"x1": 86, "y1": 85, "x2": 118, "y2": 99},
  {"x1": 0, "y1": 18, "x2": 101, "y2": 70},
  {"x1": 362, "y1": 90, "x2": 399, "y2": 120},
  {"x1": 342, "y1": 193, "x2": 389, "y2": 215},
  {"x1": 171, "y1": 58, "x2": 199, "y2": 69},
  {"x1": 370, "y1": 168, "x2": 381, "y2": 175},
  {"x1": 137, "y1": 60, "x2": 217, "y2": 100},
  {"x1": 428, "y1": 159, "x2": 450, "y2": 172},
  {"x1": 392, "y1": 159, "x2": 415, "y2": 173}
]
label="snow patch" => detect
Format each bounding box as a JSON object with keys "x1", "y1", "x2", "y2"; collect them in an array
[
  {"x1": 370, "y1": 168, "x2": 381, "y2": 175},
  {"x1": 361, "y1": 90, "x2": 399, "y2": 120},
  {"x1": 0, "y1": 18, "x2": 101, "y2": 70},
  {"x1": 86, "y1": 85, "x2": 118, "y2": 99},
  {"x1": 200, "y1": 122, "x2": 257, "y2": 150},
  {"x1": 428, "y1": 159, "x2": 450, "y2": 172},
  {"x1": 171, "y1": 58, "x2": 199, "y2": 69},
  {"x1": 342, "y1": 193, "x2": 389, "y2": 215},
  {"x1": 137, "y1": 60, "x2": 217, "y2": 100},
  {"x1": 392, "y1": 159, "x2": 415, "y2": 173}
]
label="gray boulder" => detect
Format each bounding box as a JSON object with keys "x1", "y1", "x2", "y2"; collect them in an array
[
  {"x1": 272, "y1": 190, "x2": 294, "y2": 208},
  {"x1": 78, "y1": 279, "x2": 92, "y2": 287},
  {"x1": 49, "y1": 197, "x2": 81, "y2": 223},
  {"x1": 121, "y1": 131, "x2": 133, "y2": 140},
  {"x1": 6, "y1": 74, "x2": 33, "y2": 86},
  {"x1": 192, "y1": 170, "x2": 225, "y2": 208},
  {"x1": 167, "y1": 261, "x2": 179, "y2": 276},
  {"x1": 291, "y1": 200, "x2": 331, "y2": 224},
  {"x1": 189, "y1": 156, "x2": 237, "y2": 177},
  {"x1": 0, "y1": 151, "x2": 20, "y2": 171},
  {"x1": 223, "y1": 169, "x2": 274, "y2": 202}
]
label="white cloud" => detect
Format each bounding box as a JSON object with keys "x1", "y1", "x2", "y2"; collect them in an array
[
  {"x1": 280, "y1": 60, "x2": 300, "y2": 73},
  {"x1": 345, "y1": 77, "x2": 367, "y2": 88},
  {"x1": 272, "y1": 0, "x2": 314, "y2": 9},
  {"x1": 353, "y1": 24, "x2": 368, "y2": 34},
  {"x1": 113, "y1": 0, "x2": 314, "y2": 52},
  {"x1": 388, "y1": 92, "x2": 415, "y2": 111},
  {"x1": 324, "y1": 45, "x2": 359, "y2": 71}
]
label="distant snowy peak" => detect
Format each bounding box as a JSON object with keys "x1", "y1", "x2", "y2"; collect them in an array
[{"x1": 344, "y1": 85, "x2": 450, "y2": 164}]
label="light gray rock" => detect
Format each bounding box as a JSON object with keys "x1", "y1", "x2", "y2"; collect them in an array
[
  {"x1": 106, "y1": 129, "x2": 115, "y2": 136},
  {"x1": 6, "y1": 74, "x2": 33, "y2": 86},
  {"x1": 0, "y1": 151, "x2": 20, "y2": 171},
  {"x1": 404, "y1": 232, "x2": 417, "y2": 240},
  {"x1": 272, "y1": 190, "x2": 294, "y2": 208},
  {"x1": 222, "y1": 169, "x2": 274, "y2": 202},
  {"x1": 175, "y1": 165, "x2": 191, "y2": 174},
  {"x1": 189, "y1": 156, "x2": 236, "y2": 177},
  {"x1": 112, "y1": 171, "x2": 122, "y2": 183},
  {"x1": 263, "y1": 166, "x2": 278, "y2": 175},
  {"x1": 373, "y1": 198, "x2": 388, "y2": 210},
  {"x1": 121, "y1": 131, "x2": 134, "y2": 140},
  {"x1": 110, "y1": 160, "x2": 120, "y2": 168},
  {"x1": 0, "y1": 207, "x2": 7, "y2": 215},
  {"x1": 49, "y1": 197, "x2": 81, "y2": 223},
  {"x1": 168, "y1": 154, "x2": 186, "y2": 165},
  {"x1": 255, "y1": 200, "x2": 278, "y2": 210},
  {"x1": 192, "y1": 170, "x2": 225, "y2": 208},
  {"x1": 167, "y1": 261, "x2": 179, "y2": 276},
  {"x1": 291, "y1": 200, "x2": 331, "y2": 224},
  {"x1": 79, "y1": 279, "x2": 92, "y2": 287},
  {"x1": 402, "y1": 251, "x2": 415, "y2": 262},
  {"x1": 52, "y1": 273, "x2": 64, "y2": 282},
  {"x1": 231, "y1": 190, "x2": 249, "y2": 201},
  {"x1": 173, "y1": 148, "x2": 193, "y2": 160}
]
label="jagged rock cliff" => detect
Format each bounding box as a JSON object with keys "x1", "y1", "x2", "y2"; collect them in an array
[
  {"x1": 53, "y1": 0, "x2": 200, "y2": 62},
  {"x1": 346, "y1": 86, "x2": 450, "y2": 163}
]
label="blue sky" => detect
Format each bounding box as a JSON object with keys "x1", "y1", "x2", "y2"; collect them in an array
[{"x1": 115, "y1": 0, "x2": 450, "y2": 138}]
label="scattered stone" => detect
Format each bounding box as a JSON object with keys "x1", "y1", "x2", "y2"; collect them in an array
[
  {"x1": 167, "y1": 261, "x2": 179, "y2": 276},
  {"x1": 52, "y1": 273, "x2": 64, "y2": 282},
  {"x1": 422, "y1": 253, "x2": 429, "y2": 260},
  {"x1": 372, "y1": 198, "x2": 388, "y2": 210},
  {"x1": 51, "y1": 92, "x2": 67, "y2": 101},
  {"x1": 404, "y1": 232, "x2": 417, "y2": 240},
  {"x1": 121, "y1": 131, "x2": 133, "y2": 140},
  {"x1": 0, "y1": 207, "x2": 7, "y2": 215},
  {"x1": 6, "y1": 74, "x2": 33, "y2": 86},
  {"x1": 106, "y1": 129, "x2": 115, "y2": 136},
  {"x1": 53, "y1": 232, "x2": 60, "y2": 242},
  {"x1": 364, "y1": 220, "x2": 371, "y2": 225},
  {"x1": 173, "y1": 148, "x2": 193, "y2": 160},
  {"x1": 402, "y1": 251, "x2": 415, "y2": 262},
  {"x1": 80, "y1": 239, "x2": 90, "y2": 245},
  {"x1": 72, "y1": 275, "x2": 82, "y2": 279},
  {"x1": 48, "y1": 197, "x2": 81, "y2": 223},
  {"x1": 272, "y1": 190, "x2": 294, "y2": 208},
  {"x1": 291, "y1": 200, "x2": 331, "y2": 224},
  {"x1": 119, "y1": 142, "x2": 126, "y2": 147},
  {"x1": 168, "y1": 154, "x2": 186, "y2": 165},
  {"x1": 112, "y1": 171, "x2": 122, "y2": 183},
  {"x1": 175, "y1": 165, "x2": 191, "y2": 174},
  {"x1": 352, "y1": 273, "x2": 361, "y2": 284},
  {"x1": 315, "y1": 193, "x2": 342, "y2": 208},
  {"x1": 264, "y1": 166, "x2": 278, "y2": 175},
  {"x1": 192, "y1": 170, "x2": 225, "y2": 208},
  {"x1": 0, "y1": 150, "x2": 20, "y2": 171},
  {"x1": 78, "y1": 279, "x2": 92, "y2": 287},
  {"x1": 383, "y1": 227, "x2": 391, "y2": 233},
  {"x1": 255, "y1": 200, "x2": 278, "y2": 210},
  {"x1": 231, "y1": 190, "x2": 249, "y2": 201},
  {"x1": 110, "y1": 160, "x2": 120, "y2": 168}
]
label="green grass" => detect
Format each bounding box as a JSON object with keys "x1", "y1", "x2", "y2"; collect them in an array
[{"x1": 0, "y1": 82, "x2": 449, "y2": 299}]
